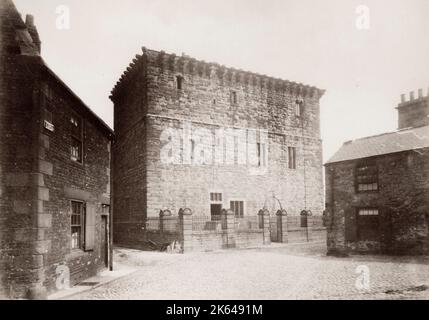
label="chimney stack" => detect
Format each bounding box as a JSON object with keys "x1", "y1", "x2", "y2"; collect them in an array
[
  {"x1": 25, "y1": 14, "x2": 34, "y2": 26},
  {"x1": 398, "y1": 87, "x2": 429, "y2": 130},
  {"x1": 25, "y1": 14, "x2": 41, "y2": 54}
]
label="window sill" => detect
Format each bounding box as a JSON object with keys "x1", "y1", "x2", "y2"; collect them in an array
[
  {"x1": 70, "y1": 159, "x2": 85, "y2": 168},
  {"x1": 66, "y1": 249, "x2": 88, "y2": 261},
  {"x1": 356, "y1": 190, "x2": 379, "y2": 194}
]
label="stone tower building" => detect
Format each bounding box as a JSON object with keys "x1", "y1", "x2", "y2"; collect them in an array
[{"x1": 110, "y1": 47, "x2": 325, "y2": 245}]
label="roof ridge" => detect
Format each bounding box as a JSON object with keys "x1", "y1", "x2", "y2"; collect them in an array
[
  {"x1": 40, "y1": 58, "x2": 114, "y2": 136},
  {"x1": 327, "y1": 125, "x2": 429, "y2": 164},
  {"x1": 347, "y1": 125, "x2": 429, "y2": 144}
]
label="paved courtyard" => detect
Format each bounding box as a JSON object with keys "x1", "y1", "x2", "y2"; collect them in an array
[{"x1": 71, "y1": 243, "x2": 429, "y2": 300}]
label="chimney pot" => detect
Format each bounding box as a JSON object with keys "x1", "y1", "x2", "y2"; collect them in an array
[
  {"x1": 410, "y1": 91, "x2": 415, "y2": 101},
  {"x1": 418, "y1": 89, "x2": 423, "y2": 99},
  {"x1": 401, "y1": 94, "x2": 406, "y2": 103},
  {"x1": 25, "y1": 14, "x2": 34, "y2": 27}
]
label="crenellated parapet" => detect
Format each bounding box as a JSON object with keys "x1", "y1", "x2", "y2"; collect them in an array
[{"x1": 110, "y1": 46, "x2": 326, "y2": 102}]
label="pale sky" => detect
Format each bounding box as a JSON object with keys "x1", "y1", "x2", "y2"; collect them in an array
[{"x1": 14, "y1": 0, "x2": 429, "y2": 161}]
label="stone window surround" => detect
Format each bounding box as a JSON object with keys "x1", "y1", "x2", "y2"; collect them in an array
[
  {"x1": 229, "y1": 198, "x2": 246, "y2": 218},
  {"x1": 70, "y1": 199, "x2": 85, "y2": 251}
]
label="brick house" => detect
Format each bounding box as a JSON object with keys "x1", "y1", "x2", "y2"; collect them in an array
[
  {"x1": 325, "y1": 89, "x2": 429, "y2": 255},
  {"x1": 110, "y1": 47, "x2": 326, "y2": 249},
  {"x1": 0, "y1": 1, "x2": 113, "y2": 299}
]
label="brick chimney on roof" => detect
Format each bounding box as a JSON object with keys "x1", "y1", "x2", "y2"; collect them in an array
[
  {"x1": 25, "y1": 14, "x2": 41, "y2": 54},
  {"x1": 397, "y1": 88, "x2": 429, "y2": 129}
]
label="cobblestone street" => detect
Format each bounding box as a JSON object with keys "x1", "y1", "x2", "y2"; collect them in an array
[{"x1": 71, "y1": 243, "x2": 429, "y2": 300}]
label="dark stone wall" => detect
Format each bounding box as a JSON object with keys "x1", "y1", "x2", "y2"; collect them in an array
[
  {"x1": 39, "y1": 72, "x2": 111, "y2": 294},
  {"x1": 0, "y1": 0, "x2": 42, "y2": 299},
  {"x1": 325, "y1": 150, "x2": 429, "y2": 255},
  {"x1": 398, "y1": 98, "x2": 429, "y2": 130},
  {"x1": 0, "y1": 0, "x2": 111, "y2": 299}
]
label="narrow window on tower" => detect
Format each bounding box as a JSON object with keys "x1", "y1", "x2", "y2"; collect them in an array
[
  {"x1": 190, "y1": 139, "x2": 195, "y2": 163},
  {"x1": 295, "y1": 99, "x2": 304, "y2": 117},
  {"x1": 257, "y1": 143, "x2": 267, "y2": 167},
  {"x1": 288, "y1": 147, "x2": 297, "y2": 169},
  {"x1": 234, "y1": 136, "x2": 239, "y2": 165},
  {"x1": 176, "y1": 75, "x2": 184, "y2": 90},
  {"x1": 230, "y1": 91, "x2": 238, "y2": 105}
]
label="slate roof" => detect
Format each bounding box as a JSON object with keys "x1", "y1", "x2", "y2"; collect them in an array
[{"x1": 326, "y1": 125, "x2": 429, "y2": 164}]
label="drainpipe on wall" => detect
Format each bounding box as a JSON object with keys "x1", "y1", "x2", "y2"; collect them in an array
[
  {"x1": 329, "y1": 166, "x2": 335, "y2": 250},
  {"x1": 109, "y1": 138, "x2": 114, "y2": 271}
]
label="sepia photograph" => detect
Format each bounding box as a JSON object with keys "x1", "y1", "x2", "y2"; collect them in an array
[{"x1": 0, "y1": 0, "x2": 428, "y2": 308}]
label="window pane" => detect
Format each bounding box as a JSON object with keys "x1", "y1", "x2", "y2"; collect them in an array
[
  {"x1": 71, "y1": 137, "x2": 82, "y2": 163},
  {"x1": 71, "y1": 201, "x2": 83, "y2": 249},
  {"x1": 356, "y1": 163, "x2": 378, "y2": 192}
]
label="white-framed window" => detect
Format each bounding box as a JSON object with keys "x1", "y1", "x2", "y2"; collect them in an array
[{"x1": 71, "y1": 200, "x2": 85, "y2": 250}]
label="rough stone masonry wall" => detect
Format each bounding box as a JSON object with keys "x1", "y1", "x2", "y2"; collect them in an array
[
  {"x1": 0, "y1": 1, "x2": 44, "y2": 298},
  {"x1": 40, "y1": 72, "x2": 111, "y2": 293},
  {"x1": 112, "y1": 48, "x2": 325, "y2": 249},
  {"x1": 325, "y1": 150, "x2": 429, "y2": 255},
  {"x1": 0, "y1": 0, "x2": 111, "y2": 298},
  {"x1": 142, "y1": 49, "x2": 324, "y2": 218},
  {"x1": 112, "y1": 58, "x2": 148, "y2": 245},
  {"x1": 145, "y1": 116, "x2": 323, "y2": 218}
]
